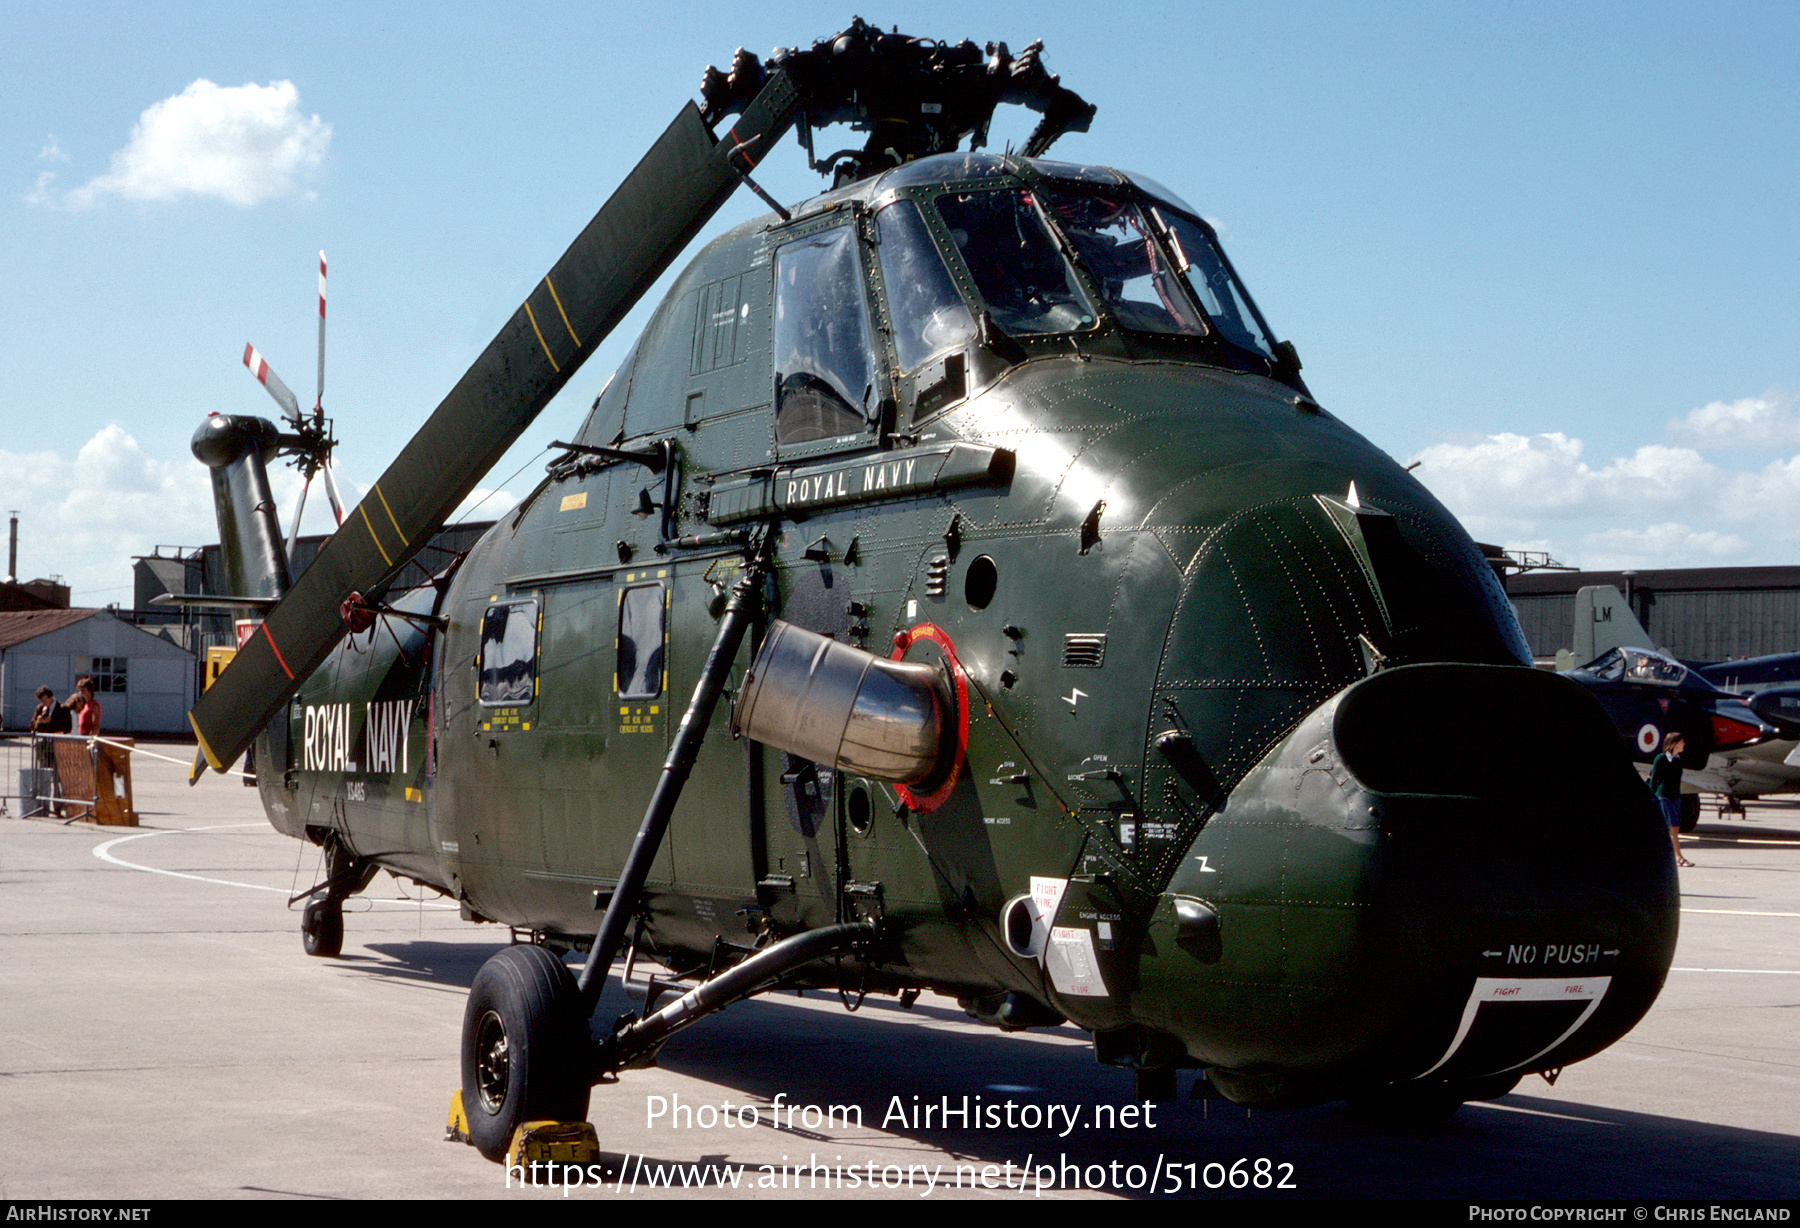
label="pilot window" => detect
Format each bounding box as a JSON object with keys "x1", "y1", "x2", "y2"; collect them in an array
[
  {"x1": 477, "y1": 601, "x2": 538, "y2": 706},
  {"x1": 773, "y1": 228, "x2": 875, "y2": 446},
  {"x1": 936, "y1": 189, "x2": 1094, "y2": 336},
  {"x1": 1152, "y1": 208, "x2": 1280, "y2": 361},
  {"x1": 616, "y1": 584, "x2": 666, "y2": 699},
  {"x1": 1043, "y1": 191, "x2": 1207, "y2": 337},
  {"x1": 875, "y1": 199, "x2": 975, "y2": 373}
]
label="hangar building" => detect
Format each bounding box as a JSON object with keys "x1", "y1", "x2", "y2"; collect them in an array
[{"x1": 1507, "y1": 566, "x2": 1800, "y2": 664}]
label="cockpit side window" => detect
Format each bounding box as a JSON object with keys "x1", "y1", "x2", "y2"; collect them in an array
[
  {"x1": 1043, "y1": 191, "x2": 1207, "y2": 337},
  {"x1": 1153, "y1": 208, "x2": 1280, "y2": 361},
  {"x1": 936, "y1": 189, "x2": 1095, "y2": 336},
  {"x1": 875, "y1": 199, "x2": 976, "y2": 373},
  {"x1": 773, "y1": 227, "x2": 875, "y2": 446}
]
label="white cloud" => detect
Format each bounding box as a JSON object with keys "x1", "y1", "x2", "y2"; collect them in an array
[
  {"x1": 1409, "y1": 433, "x2": 1717, "y2": 526},
  {"x1": 1407, "y1": 394, "x2": 1800, "y2": 569},
  {"x1": 38, "y1": 135, "x2": 68, "y2": 162},
  {"x1": 0, "y1": 429, "x2": 525, "y2": 605},
  {"x1": 0, "y1": 426, "x2": 215, "y2": 602},
  {"x1": 54, "y1": 80, "x2": 329, "y2": 209},
  {"x1": 22, "y1": 170, "x2": 57, "y2": 208},
  {"x1": 1573, "y1": 524, "x2": 1751, "y2": 571},
  {"x1": 454, "y1": 487, "x2": 520, "y2": 524},
  {"x1": 1666, "y1": 393, "x2": 1800, "y2": 451}
]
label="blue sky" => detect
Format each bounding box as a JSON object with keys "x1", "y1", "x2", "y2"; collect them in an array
[{"x1": 4, "y1": 1, "x2": 1797, "y2": 603}]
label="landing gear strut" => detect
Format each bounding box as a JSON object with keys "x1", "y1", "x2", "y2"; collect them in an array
[{"x1": 297, "y1": 836, "x2": 375, "y2": 958}]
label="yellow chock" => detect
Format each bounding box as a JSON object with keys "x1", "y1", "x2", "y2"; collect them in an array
[
  {"x1": 446, "y1": 1088, "x2": 472, "y2": 1144},
  {"x1": 507, "y1": 1121, "x2": 601, "y2": 1168}
]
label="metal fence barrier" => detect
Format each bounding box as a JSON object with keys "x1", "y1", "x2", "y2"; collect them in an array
[{"x1": 0, "y1": 734, "x2": 136, "y2": 825}]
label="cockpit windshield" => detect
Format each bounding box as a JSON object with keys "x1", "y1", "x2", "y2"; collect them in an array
[
  {"x1": 1151, "y1": 208, "x2": 1279, "y2": 361},
  {"x1": 1043, "y1": 190, "x2": 1206, "y2": 337},
  {"x1": 936, "y1": 189, "x2": 1096, "y2": 335},
  {"x1": 875, "y1": 198, "x2": 976, "y2": 373},
  {"x1": 1583, "y1": 647, "x2": 1690, "y2": 687}
]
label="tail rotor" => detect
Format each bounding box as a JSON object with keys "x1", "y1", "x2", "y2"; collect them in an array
[{"x1": 241, "y1": 250, "x2": 343, "y2": 566}]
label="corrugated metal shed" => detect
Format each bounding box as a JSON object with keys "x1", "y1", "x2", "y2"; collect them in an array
[
  {"x1": 0, "y1": 609, "x2": 195, "y2": 734},
  {"x1": 1507, "y1": 566, "x2": 1800, "y2": 662}
]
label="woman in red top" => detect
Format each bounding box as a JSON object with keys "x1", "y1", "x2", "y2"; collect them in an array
[{"x1": 72, "y1": 688, "x2": 100, "y2": 736}]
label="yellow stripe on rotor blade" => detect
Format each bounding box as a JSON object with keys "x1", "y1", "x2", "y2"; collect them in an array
[
  {"x1": 544, "y1": 275, "x2": 581, "y2": 347},
  {"x1": 359, "y1": 502, "x2": 395, "y2": 566},
  {"x1": 372, "y1": 483, "x2": 408, "y2": 546},
  {"x1": 189, "y1": 713, "x2": 224, "y2": 771},
  {"x1": 523, "y1": 300, "x2": 560, "y2": 372}
]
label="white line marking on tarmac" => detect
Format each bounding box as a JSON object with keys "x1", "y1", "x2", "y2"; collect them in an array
[
  {"x1": 1670, "y1": 966, "x2": 1800, "y2": 975},
  {"x1": 1681, "y1": 908, "x2": 1800, "y2": 917},
  {"x1": 92, "y1": 823, "x2": 453, "y2": 909}
]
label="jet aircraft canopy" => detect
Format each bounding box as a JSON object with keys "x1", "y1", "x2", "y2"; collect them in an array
[{"x1": 1580, "y1": 646, "x2": 1692, "y2": 688}]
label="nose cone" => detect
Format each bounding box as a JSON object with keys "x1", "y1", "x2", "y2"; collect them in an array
[{"x1": 1144, "y1": 664, "x2": 1677, "y2": 1107}]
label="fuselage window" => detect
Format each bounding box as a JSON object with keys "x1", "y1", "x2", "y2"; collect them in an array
[
  {"x1": 875, "y1": 199, "x2": 976, "y2": 373},
  {"x1": 1044, "y1": 191, "x2": 1206, "y2": 337},
  {"x1": 773, "y1": 227, "x2": 875, "y2": 445},
  {"x1": 936, "y1": 189, "x2": 1094, "y2": 336},
  {"x1": 477, "y1": 601, "x2": 538, "y2": 706},
  {"x1": 617, "y1": 584, "x2": 666, "y2": 700}
]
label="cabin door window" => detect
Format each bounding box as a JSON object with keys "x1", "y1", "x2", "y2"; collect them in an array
[
  {"x1": 616, "y1": 584, "x2": 667, "y2": 701},
  {"x1": 476, "y1": 601, "x2": 539, "y2": 706}
]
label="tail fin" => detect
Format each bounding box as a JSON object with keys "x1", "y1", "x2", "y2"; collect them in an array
[
  {"x1": 1569, "y1": 585, "x2": 1655, "y2": 665},
  {"x1": 191, "y1": 414, "x2": 293, "y2": 605}
]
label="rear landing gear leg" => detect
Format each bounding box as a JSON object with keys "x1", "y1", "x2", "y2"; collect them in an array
[{"x1": 299, "y1": 837, "x2": 375, "y2": 958}]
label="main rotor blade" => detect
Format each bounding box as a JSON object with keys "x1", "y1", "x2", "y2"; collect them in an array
[
  {"x1": 244, "y1": 344, "x2": 301, "y2": 422},
  {"x1": 189, "y1": 75, "x2": 801, "y2": 771}
]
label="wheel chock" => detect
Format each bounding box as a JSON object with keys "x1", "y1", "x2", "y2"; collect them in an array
[
  {"x1": 446, "y1": 1088, "x2": 473, "y2": 1144},
  {"x1": 507, "y1": 1121, "x2": 600, "y2": 1168}
]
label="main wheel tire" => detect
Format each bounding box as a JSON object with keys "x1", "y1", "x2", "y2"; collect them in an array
[
  {"x1": 461, "y1": 944, "x2": 593, "y2": 1161},
  {"x1": 301, "y1": 899, "x2": 343, "y2": 958}
]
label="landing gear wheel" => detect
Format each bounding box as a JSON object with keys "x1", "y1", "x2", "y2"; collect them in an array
[
  {"x1": 461, "y1": 944, "x2": 593, "y2": 1161},
  {"x1": 301, "y1": 899, "x2": 343, "y2": 958}
]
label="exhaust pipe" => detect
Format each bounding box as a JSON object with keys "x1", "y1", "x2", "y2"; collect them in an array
[{"x1": 733, "y1": 620, "x2": 948, "y2": 785}]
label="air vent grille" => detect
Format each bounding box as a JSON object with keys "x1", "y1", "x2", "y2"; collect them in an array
[{"x1": 1063, "y1": 633, "x2": 1106, "y2": 668}]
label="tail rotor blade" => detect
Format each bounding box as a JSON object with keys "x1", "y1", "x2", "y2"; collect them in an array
[
  {"x1": 315, "y1": 251, "x2": 327, "y2": 414},
  {"x1": 244, "y1": 343, "x2": 302, "y2": 422},
  {"x1": 321, "y1": 460, "x2": 345, "y2": 527},
  {"x1": 288, "y1": 475, "x2": 312, "y2": 566}
]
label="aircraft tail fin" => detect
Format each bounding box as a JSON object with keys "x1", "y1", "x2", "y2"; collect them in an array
[
  {"x1": 191, "y1": 414, "x2": 294, "y2": 606},
  {"x1": 1569, "y1": 585, "x2": 1655, "y2": 665}
]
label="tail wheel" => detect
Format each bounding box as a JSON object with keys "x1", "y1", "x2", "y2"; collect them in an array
[
  {"x1": 301, "y1": 899, "x2": 343, "y2": 958},
  {"x1": 461, "y1": 944, "x2": 593, "y2": 1161}
]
